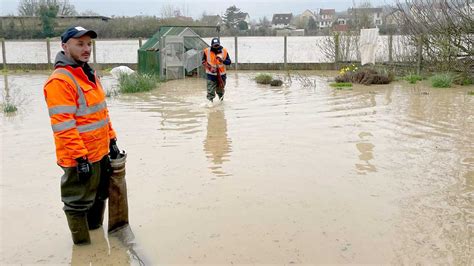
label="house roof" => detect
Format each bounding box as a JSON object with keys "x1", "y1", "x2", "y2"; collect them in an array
[
  {"x1": 272, "y1": 13, "x2": 293, "y2": 24},
  {"x1": 235, "y1": 12, "x2": 249, "y2": 20},
  {"x1": 320, "y1": 9, "x2": 336, "y2": 15},
  {"x1": 333, "y1": 24, "x2": 349, "y2": 32}
]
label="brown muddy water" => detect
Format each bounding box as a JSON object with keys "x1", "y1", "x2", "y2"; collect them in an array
[{"x1": 1, "y1": 72, "x2": 473, "y2": 265}]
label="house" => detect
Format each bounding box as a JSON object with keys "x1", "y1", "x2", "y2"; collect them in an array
[
  {"x1": 333, "y1": 13, "x2": 350, "y2": 32},
  {"x1": 318, "y1": 9, "x2": 336, "y2": 28},
  {"x1": 236, "y1": 12, "x2": 250, "y2": 24},
  {"x1": 348, "y1": 8, "x2": 383, "y2": 27},
  {"x1": 383, "y1": 7, "x2": 403, "y2": 26},
  {"x1": 300, "y1": 9, "x2": 316, "y2": 20},
  {"x1": 272, "y1": 13, "x2": 293, "y2": 29}
]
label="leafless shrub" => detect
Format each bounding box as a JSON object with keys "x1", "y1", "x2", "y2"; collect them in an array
[{"x1": 394, "y1": 0, "x2": 473, "y2": 72}]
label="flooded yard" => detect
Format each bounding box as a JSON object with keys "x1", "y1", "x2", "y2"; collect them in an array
[{"x1": 1, "y1": 71, "x2": 473, "y2": 264}]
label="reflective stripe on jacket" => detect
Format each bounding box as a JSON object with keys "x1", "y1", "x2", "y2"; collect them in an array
[
  {"x1": 204, "y1": 47, "x2": 228, "y2": 76},
  {"x1": 44, "y1": 66, "x2": 116, "y2": 167}
]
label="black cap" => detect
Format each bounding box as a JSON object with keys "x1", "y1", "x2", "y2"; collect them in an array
[
  {"x1": 211, "y1": 37, "x2": 220, "y2": 47},
  {"x1": 61, "y1": 26, "x2": 97, "y2": 43}
]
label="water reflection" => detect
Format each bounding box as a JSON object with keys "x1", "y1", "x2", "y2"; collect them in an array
[
  {"x1": 71, "y1": 228, "x2": 129, "y2": 265},
  {"x1": 203, "y1": 108, "x2": 232, "y2": 177},
  {"x1": 71, "y1": 227, "x2": 147, "y2": 266},
  {"x1": 355, "y1": 132, "x2": 377, "y2": 174}
]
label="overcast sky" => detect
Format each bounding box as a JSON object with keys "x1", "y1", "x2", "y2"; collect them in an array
[{"x1": 1, "y1": 0, "x2": 395, "y2": 19}]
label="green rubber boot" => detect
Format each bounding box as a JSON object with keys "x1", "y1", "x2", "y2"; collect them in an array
[{"x1": 66, "y1": 213, "x2": 91, "y2": 245}]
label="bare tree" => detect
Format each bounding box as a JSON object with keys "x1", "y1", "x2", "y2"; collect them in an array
[
  {"x1": 316, "y1": 31, "x2": 360, "y2": 62},
  {"x1": 161, "y1": 4, "x2": 180, "y2": 19},
  {"x1": 18, "y1": 0, "x2": 38, "y2": 16},
  {"x1": 394, "y1": 0, "x2": 473, "y2": 71},
  {"x1": 17, "y1": 0, "x2": 77, "y2": 16}
]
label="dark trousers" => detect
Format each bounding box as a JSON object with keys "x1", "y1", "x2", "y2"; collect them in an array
[
  {"x1": 60, "y1": 156, "x2": 109, "y2": 216},
  {"x1": 207, "y1": 79, "x2": 225, "y2": 101}
]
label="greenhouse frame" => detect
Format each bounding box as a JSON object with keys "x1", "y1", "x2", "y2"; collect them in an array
[{"x1": 138, "y1": 26, "x2": 214, "y2": 80}]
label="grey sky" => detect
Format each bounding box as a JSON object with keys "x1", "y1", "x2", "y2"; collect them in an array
[{"x1": 1, "y1": 0, "x2": 394, "y2": 19}]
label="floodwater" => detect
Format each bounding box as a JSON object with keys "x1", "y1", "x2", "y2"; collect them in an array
[
  {"x1": 1, "y1": 72, "x2": 473, "y2": 265},
  {"x1": 2, "y1": 36, "x2": 403, "y2": 64}
]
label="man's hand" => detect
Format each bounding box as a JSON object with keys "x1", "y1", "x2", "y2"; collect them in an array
[
  {"x1": 76, "y1": 157, "x2": 92, "y2": 182},
  {"x1": 109, "y1": 138, "x2": 120, "y2": 159},
  {"x1": 216, "y1": 54, "x2": 224, "y2": 63}
]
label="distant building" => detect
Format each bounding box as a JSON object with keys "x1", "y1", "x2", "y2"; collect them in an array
[
  {"x1": 348, "y1": 8, "x2": 383, "y2": 27},
  {"x1": 236, "y1": 12, "x2": 250, "y2": 24},
  {"x1": 318, "y1": 9, "x2": 336, "y2": 28},
  {"x1": 272, "y1": 13, "x2": 293, "y2": 29},
  {"x1": 300, "y1": 9, "x2": 316, "y2": 20}
]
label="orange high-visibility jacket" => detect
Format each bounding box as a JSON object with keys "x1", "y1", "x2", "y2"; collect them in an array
[
  {"x1": 203, "y1": 47, "x2": 228, "y2": 75},
  {"x1": 44, "y1": 66, "x2": 116, "y2": 167}
]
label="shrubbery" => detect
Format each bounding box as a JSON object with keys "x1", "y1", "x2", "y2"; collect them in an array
[
  {"x1": 431, "y1": 73, "x2": 453, "y2": 88},
  {"x1": 118, "y1": 73, "x2": 159, "y2": 93}
]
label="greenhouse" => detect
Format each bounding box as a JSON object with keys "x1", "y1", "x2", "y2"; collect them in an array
[{"x1": 138, "y1": 26, "x2": 210, "y2": 80}]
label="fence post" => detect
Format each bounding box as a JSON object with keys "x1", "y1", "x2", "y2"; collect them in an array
[
  {"x1": 139, "y1": 37, "x2": 143, "y2": 48},
  {"x1": 1, "y1": 38, "x2": 6, "y2": 70},
  {"x1": 284, "y1": 35, "x2": 287, "y2": 70},
  {"x1": 388, "y1": 34, "x2": 393, "y2": 63},
  {"x1": 416, "y1": 34, "x2": 423, "y2": 75},
  {"x1": 234, "y1": 36, "x2": 238, "y2": 70},
  {"x1": 46, "y1": 37, "x2": 51, "y2": 66},
  {"x1": 92, "y1": 39, "x2": 97, "y2": 64},
  {"x1": 334, "y1": 33, "x2": 340, "y2": 63}
]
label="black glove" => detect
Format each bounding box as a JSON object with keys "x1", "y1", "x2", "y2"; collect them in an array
[
  {"x1": 76, "y1": 156, "x2": 92, "y2": 182},
  {"x1": 109, "y1": 138, "x2": 120, "y2": 159}
]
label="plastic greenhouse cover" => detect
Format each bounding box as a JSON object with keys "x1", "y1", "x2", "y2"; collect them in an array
[{"x1": 184, "y1": 49, "x2": 203, "y2": 72}]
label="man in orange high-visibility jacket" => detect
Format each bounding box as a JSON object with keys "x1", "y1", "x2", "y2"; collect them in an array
[
  {"x1": 202, "y1": 37, "x2": 231, "y2": 106},
  {"x1": 44, "y1": 26, "x2": 122, "y2": 245}
]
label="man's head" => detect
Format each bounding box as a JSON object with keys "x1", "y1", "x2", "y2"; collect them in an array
[
  {"x1": 210, "y1": 37, "x2": 221, "y2": 49},
  {"x1": 61, "y1": 26, "x2": 97, "y2": 64}
]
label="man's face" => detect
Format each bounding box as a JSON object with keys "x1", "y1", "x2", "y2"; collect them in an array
[
  {"x1": 212, "y1": 44, "x2": 220, "y2": 49},
  {"x1": 62, "y1": 35, "x2": 92, "y2": 63}
]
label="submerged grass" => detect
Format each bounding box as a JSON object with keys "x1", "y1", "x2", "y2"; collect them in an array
[
  {"x1": 118, "y1": 73, "x2": 159, "y2": 93},
  {"x1": 431, "y1": 73, "x2": 453, "y2": 88},
  {"x1": 255, "y1": 73, "x2": 273, "y2": 84},
  {"x1": 2, "y1": 102, "x2": 18, "y2": 113},
  {"x1": 468, "y1": 91, "x2": 474, "y2": 95},
  {"x1": 330, "y1": 82, "x2": 353, "y2": 88},
  {"x1": 404, "y1": 74, "x2": 423, "y2": 84}
]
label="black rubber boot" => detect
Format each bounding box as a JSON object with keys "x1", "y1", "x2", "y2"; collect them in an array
[
  {"x1": 87, "y1": 200, "x2": 106, "y2": 230},
  {"x1": 66, "y1": 213, "x2": 91, "y2": 245}
]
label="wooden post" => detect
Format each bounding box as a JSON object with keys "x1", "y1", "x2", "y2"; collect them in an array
[
  {"x1": 139, "y1": 37, "x2": 143, "y2": 48},
  {"x1": 1, "y1": 38, "x2": 6, "y2": 70},
  {"x1": 388, "y1": 34, "x2": 393, "y2": 63},
  {"x1": 234, "y1": 36, "x2": 238, "y2": 70},
  {"x1": 92, "y1": 39, "x2": 97, "y2": 64},
  {"x1": 284, "y1": 35, "x2": 287, "y2": 70},
  {"x1": 417, "y1": 34, "x2": 423, "y2": 75},
  {"x1": 46, "y1": 37, "x2": 52, "y2": 66},
  {"x1": 334, "y1": 33, "x2": 340, "y2": 63}
]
